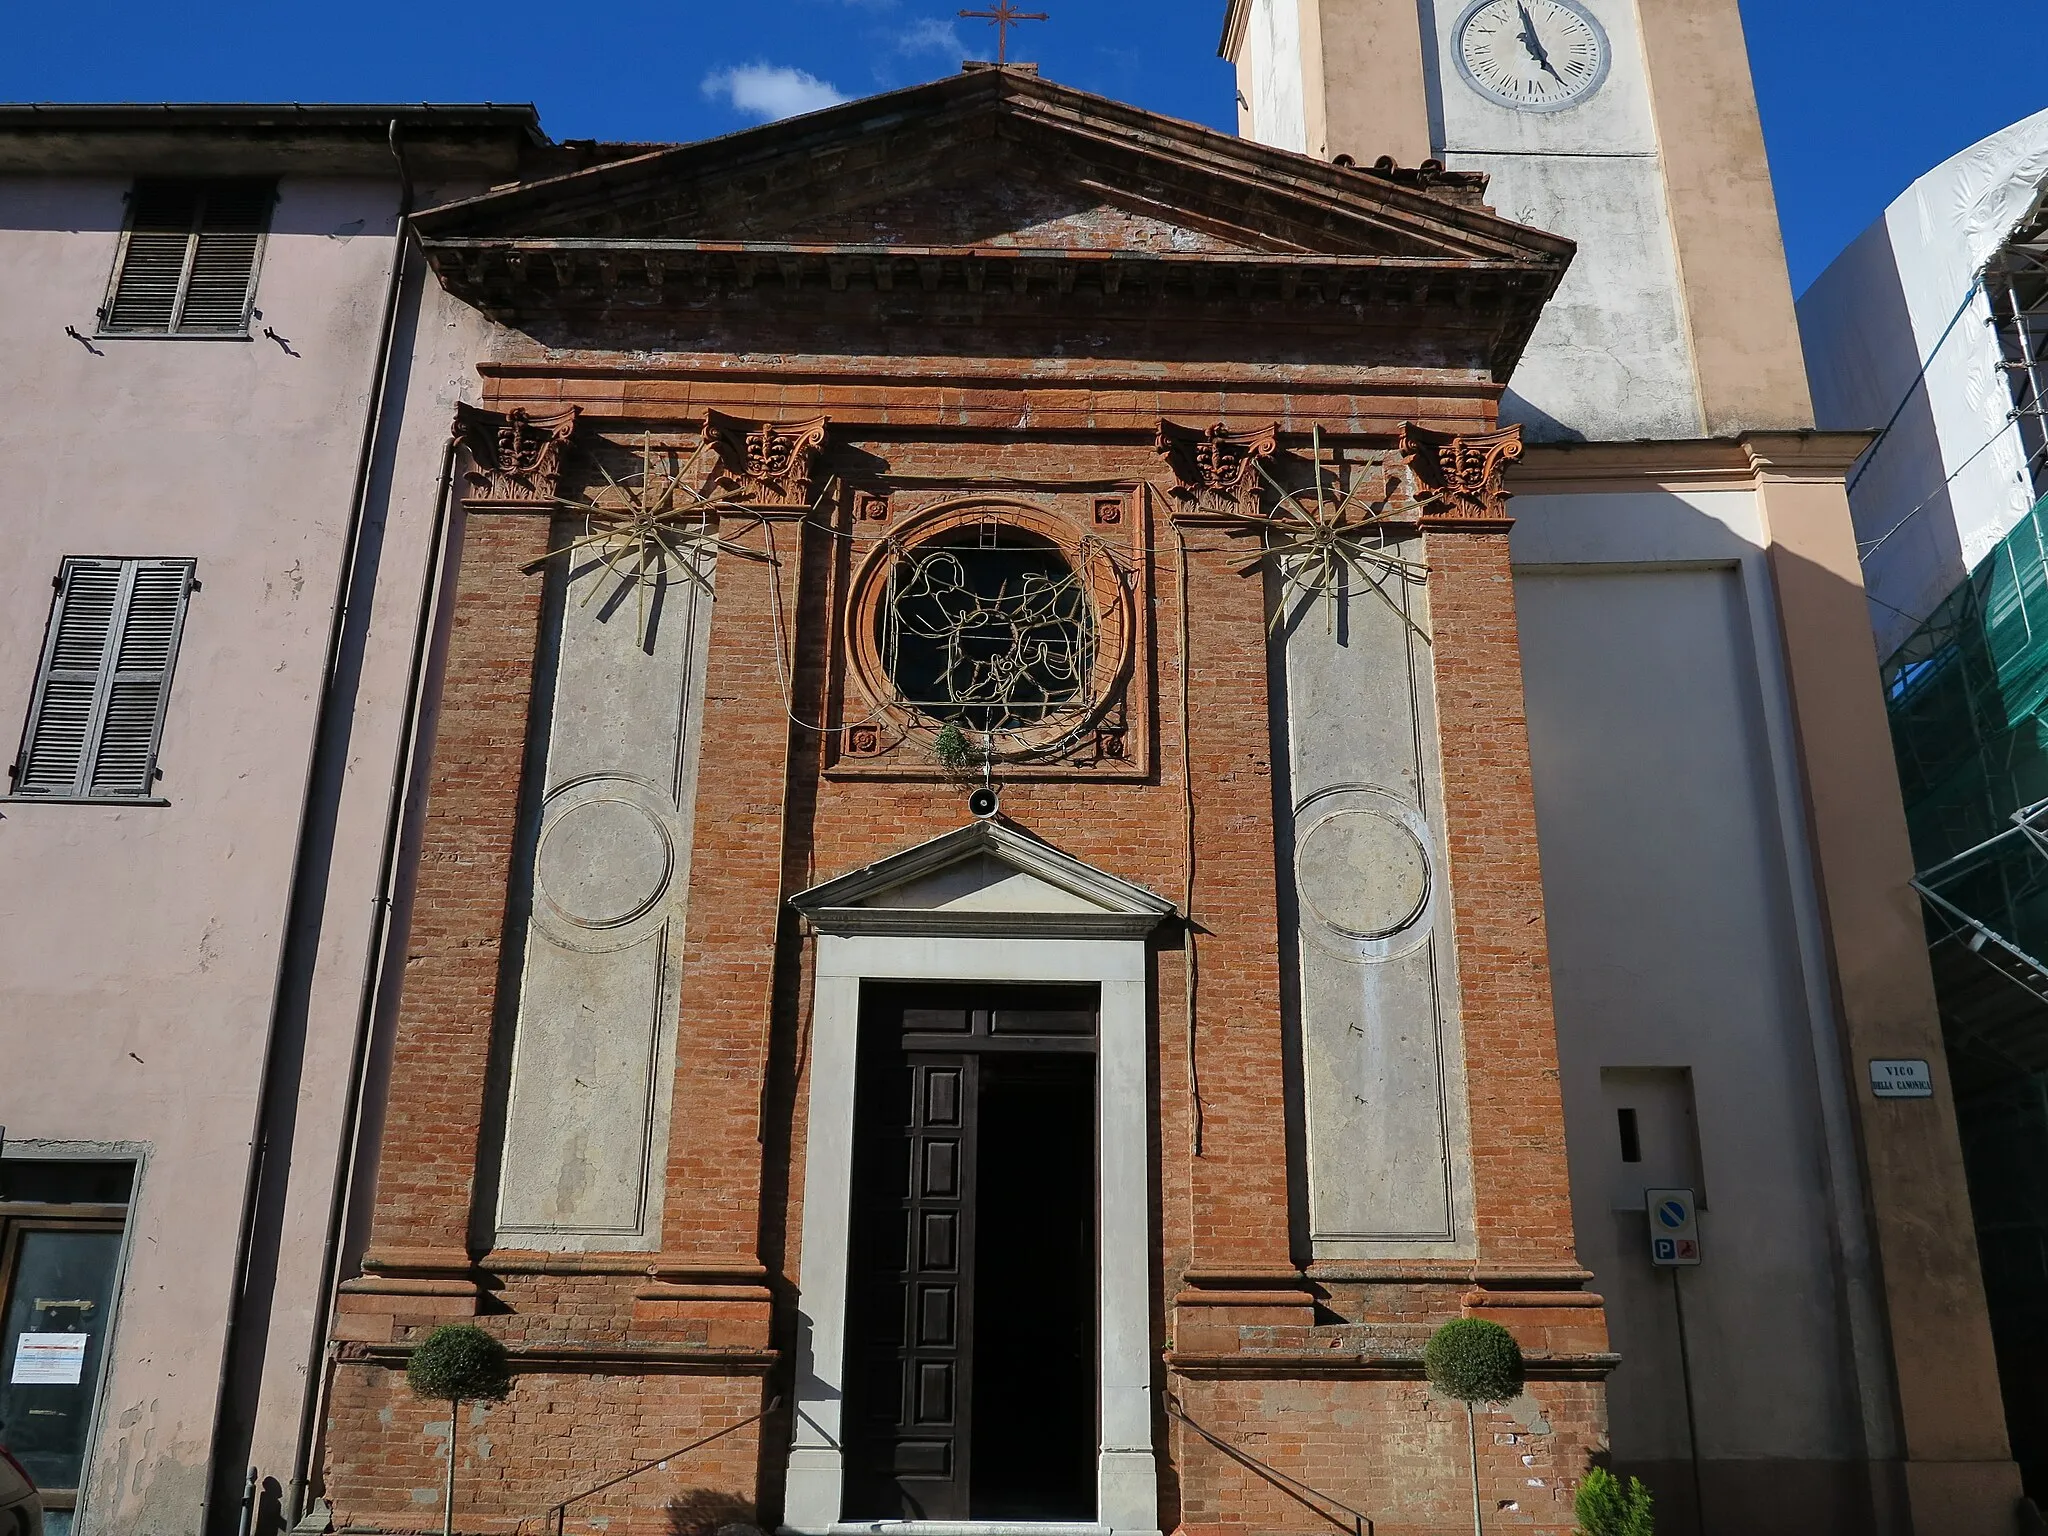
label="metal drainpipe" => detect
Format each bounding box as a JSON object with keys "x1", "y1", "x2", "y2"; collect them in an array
[
  {"x1": 285, "y1": 426, "x2": 459, "y2": 1530},
  {"x1": 206, "y1": 119, "x2": 419, "y2": 1536},
  {"x1": 281, "y1": 120, "x2": 438, "y2": 1530}
]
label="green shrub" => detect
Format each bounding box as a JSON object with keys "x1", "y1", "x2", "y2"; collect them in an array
[
  {"x1": 1574, "y1": 1467, "x2": 1655, "y2": 1536},
  {"x1": 405, "y1": 1324, "x2": 512, "y2": 1406},
  {"x1": 1424, "y1": 1318, "x2": 1525, "y2": 1405},
  {"x1": 933, "y1": 724, "x2": 972, "y2": 770}
]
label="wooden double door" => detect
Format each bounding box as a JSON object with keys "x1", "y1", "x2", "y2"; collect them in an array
[{"x1": 843, "y1": 985, "x2": 1099, "y2": 1522}]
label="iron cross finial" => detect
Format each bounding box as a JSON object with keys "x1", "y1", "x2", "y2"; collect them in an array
[{"x1": 959, "y1": 2, "x2": 1048, "y2": 67}]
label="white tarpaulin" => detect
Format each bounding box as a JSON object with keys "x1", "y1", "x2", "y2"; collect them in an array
[{"x1": 1801, "y1": 107, "x2": 2048, "y2": 655}]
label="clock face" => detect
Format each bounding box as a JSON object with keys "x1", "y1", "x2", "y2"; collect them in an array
[{"x1": 1454, "y1": 0, "x2": 1611, "y2": 113}]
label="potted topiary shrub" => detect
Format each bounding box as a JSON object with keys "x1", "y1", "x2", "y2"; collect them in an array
[
  {"x1": 1573, "y1": 1466, "x2": 1655, "y2": 1535},
  {"x1": 1424, "y1": 1317, "x2": 1526, "y2": 1536},
  {"x1": 406, "y1": 1324, "x2": 513, "y2": 1536}
]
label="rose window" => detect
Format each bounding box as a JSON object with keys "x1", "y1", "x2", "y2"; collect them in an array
[{"x1": 880, "y1": 528, "x2": 1097, "y2": 733}]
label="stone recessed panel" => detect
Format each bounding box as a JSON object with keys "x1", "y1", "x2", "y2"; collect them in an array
[
  {"x1": 536, "y1": 791, "x2": 676, "y2": 935},
  {"x1": 1297, "y1": 806, "x2": 1431, "y2": 942}
]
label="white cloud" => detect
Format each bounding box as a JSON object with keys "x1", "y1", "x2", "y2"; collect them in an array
[
  {"x1": 700, "y1": 63, "x2": 849, "y2": 122},
  {"x1": 897, "y1": 16, "x2": 966, "y2": 57}
]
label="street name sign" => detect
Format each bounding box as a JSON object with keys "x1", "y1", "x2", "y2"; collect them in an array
[{"x1": 1869, "y1": 1059, "x2": 1934, "y2": 1099}]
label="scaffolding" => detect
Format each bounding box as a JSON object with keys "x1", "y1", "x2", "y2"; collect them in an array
[
  {"x1": 1884, "y1": 484, "x2": 2048, "y2": 1495},
  {"x1": 1987, "y1": 183, "x2": 2048, "y2": 507}
]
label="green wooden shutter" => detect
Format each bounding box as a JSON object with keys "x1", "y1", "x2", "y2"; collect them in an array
[{"x1": 15, "y1": 558, "x2": 195, "y2": 799}]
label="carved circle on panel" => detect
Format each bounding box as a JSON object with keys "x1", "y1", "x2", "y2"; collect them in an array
[
  {"x1": 1294, "y1": 785, "x2": 1437, "y2": 963},
  {"x1": 532, "y1": 775, "x2": 683, "y2": 954}
]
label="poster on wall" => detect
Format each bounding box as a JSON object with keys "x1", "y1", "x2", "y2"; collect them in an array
[{"x1": 11, "y1": 1332, "x2": 88, "y2": 1385}]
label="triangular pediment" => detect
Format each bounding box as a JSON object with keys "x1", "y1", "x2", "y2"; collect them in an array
[
  {"x1": 767, "y1": 157, "x2": 1267, "y2": 255},
  {"x1": 791, "y1": 820, "x2": 1176, "y2": 938},
  {"x1": 415, "y1": 70, "x2": 1573, "y2": 270}
]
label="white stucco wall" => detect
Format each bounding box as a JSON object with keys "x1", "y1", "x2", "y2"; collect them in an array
[
  {"x1": 0, "y1": 166, "x2": 500, "y2": 1536},
  {"x1": 1423, "y1": 0, "x2": 1700, "y2": 442},
  {"x1": 1511, "y1": 486, "x2": 1893, "y2": 1475},
  {"x1": 1801, "y1": 107, "x2": 2048, "y2": 657},
  {"x1": 1233, "y1": 0, "x2": 1310, "y2": 154},
  {"x1": 1231, "y1": 0, "x2": 1702, "y2": 442}
]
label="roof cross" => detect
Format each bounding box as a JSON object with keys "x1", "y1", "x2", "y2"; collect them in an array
[{"x1": 959, "y1": 2, "x2": 1048, "y2": 67}]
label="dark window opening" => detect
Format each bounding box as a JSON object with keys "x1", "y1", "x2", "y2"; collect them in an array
[
  {"x1": 0, "y1": 1161, "x2": 132, "y2": 1511},
  {"x1": 971, "y1": 1055, "x2": 1095, "y2": 1519},
  {"x1": 843, "y1": 985, "x2": 1098, "y2": 1522},
  {"x1": 102, "y1": 178, "x2": 272, "y2": 337},
  {"x1": 1618, "y1": 1107, "x2": 1642, "y2": 1164},
  {"x1": 881, "y1": 530, "x2": 1096, "y2": 734}
]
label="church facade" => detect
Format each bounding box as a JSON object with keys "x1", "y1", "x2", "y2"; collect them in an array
[
  {"x1": 321, "y1": 70, "x2": 1611, "y2": 1536},
  {"x1": 0, "y1": 10, "x2": 2023, "y2": 1536},
  {"x1": 306, "y1": 12, "x2": 2023, "y2": 1536}
]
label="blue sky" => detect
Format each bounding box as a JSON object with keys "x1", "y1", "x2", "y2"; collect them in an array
[{"x1": 0, "y1": 0, "x2": 2040, "y2": 292}]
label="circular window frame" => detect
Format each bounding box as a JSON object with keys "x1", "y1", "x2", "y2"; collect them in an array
[{"x1": 844, "y1": 498, "x2": 1135, "y2": 762}]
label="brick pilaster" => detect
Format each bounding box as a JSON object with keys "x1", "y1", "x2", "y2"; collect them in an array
[
  {"x1": 1170, "y1": 523, "x2": 1312, "y2": 1336},
  {"x1": 633, "y1": 507, "x2": 806, "y2": 1341},
  {"x1": 337, "y1": 510, "x2": 553, "y2": 1337},
  {"x1": 1425, "y1": 530, "x2": 1580, "y2": 1274}
]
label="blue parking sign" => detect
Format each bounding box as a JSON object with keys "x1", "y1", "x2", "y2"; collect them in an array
[{"x1": 1646, "y1": 1188, "x2": 1702, "y2": 1267}]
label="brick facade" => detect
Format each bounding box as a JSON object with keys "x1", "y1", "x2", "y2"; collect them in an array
[{"x1": 318, "y1": 70, "x2": 1605, "y2": 1536}]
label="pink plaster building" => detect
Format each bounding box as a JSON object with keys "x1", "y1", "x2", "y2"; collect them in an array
[{"x1": 0, "y1": 105, "x2": 564, "y2": 1536}]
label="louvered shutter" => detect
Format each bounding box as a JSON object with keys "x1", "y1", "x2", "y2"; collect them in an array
[
  {"x1": 103, "y1": 182, "x2": 197, "y2": 333},
  {"x1": 102, "y1": 179, "x2": 271, "y2": 337},
  {"x1": 178, "y1": 182, "x2": 270, "y2": 334},
  {"x1": 15, "y1": 559, "x2": 194, "y2": 799}
]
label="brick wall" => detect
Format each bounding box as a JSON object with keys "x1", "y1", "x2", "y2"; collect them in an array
[{"x1": 319, "y1": 374, "x2": 1607, "y2": 1536}]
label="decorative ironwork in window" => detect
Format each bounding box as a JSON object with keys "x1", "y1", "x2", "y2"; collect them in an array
[{"x1": 880, "y1": 528, "x2": 1098, "y2": 733}]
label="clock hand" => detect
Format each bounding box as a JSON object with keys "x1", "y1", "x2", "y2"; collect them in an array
[{"x1": 1515, "y1": 1, "x2": 1569, "y2": 83}]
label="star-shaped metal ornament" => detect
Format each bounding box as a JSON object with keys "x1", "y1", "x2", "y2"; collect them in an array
[
  {"x1": 1227, "y1": 427, "x2": 1431, "y2": 641},
  {"x1": 523, "y1": 434, "x2": 794, "y2": 644}
]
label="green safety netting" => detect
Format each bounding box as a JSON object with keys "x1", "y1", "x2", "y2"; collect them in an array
[
  {"x1": 1882, "y1": 492, "x2": 2048, "y2": 1499},
  {"x1": 1885, "y1": 493, "x2": 2048, "y2": 958}
]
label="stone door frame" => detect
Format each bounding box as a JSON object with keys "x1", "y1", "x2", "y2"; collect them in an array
[{"x1": 782, "y1": 894, "x2": 1164, "y2": 1536}]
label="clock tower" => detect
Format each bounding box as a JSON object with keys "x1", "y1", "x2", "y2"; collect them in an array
[
  {"x1": 1223, "y1": 0, "x2": 1812, "y2": 443},
  {"x1": 1226, "y1": 2, "x2": 2024, "y2": 1533}
]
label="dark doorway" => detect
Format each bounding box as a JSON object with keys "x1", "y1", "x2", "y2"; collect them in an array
[{"x1": 842, "y1": 986, "x2": 1099, "y2": 1522}]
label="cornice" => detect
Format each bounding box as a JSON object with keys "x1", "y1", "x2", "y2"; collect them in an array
[
  {"x1": 413, "y1": 71, "x2": 1561, "y2": 264},
  {"x1": 339, "y1": 1341, "x2": 779, "y2": 1372},
  {"x1": 801, "y1": 909, "x2": 1168, "y2": 939},
  {"x1": 1742, "y1": 429, "x2": 1879, "y2": 482},
  {"x1": 425, "y1": 241, "x2": 1556, "y2": 379},
  {"x1": 1507, "y1": 431, "x2": 1875, "y2": 495},
  {"x1": 1164, "y1": 1349, "x2": 1620, "y2": 1381},
  {"x1": 477, "y1": 356, "x2": 1497, "y2": 395},
  {"x1": 1219, "y1": 0, "x2": 1253, "y2": 60}
]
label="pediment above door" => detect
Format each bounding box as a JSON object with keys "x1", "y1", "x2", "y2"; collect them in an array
[{"x1": 790, "y1": 819, "x2": 1176, "y2": 938}]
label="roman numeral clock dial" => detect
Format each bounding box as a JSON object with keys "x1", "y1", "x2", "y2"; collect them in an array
[{"x1": 1454, "y1": 0, "x2": 1610, "y2": 112}]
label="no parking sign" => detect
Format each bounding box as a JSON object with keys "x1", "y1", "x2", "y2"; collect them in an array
[{"x1": 1647, "y1": 1187, "x2": 1702, "y2": 1267}]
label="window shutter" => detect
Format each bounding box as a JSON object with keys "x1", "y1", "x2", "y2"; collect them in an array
[
  {"x1": 102, "y1": 179, "x2": 272, "y2": 337},
  {"x1": 178, "y1": 182, "x2": 271, "y2": 334},
  {"x1": 103, "y1": 183, "x2": 197, "y2": 333},
  {"x1": 15, "y1": 558, "x2": 194, "y2": 799},
  {"x1": 17, "y1": 562, "x2": 123, "y2": 794},
  {"x1": 89, "y1": 563, "x2": 192, "y2": 796}
]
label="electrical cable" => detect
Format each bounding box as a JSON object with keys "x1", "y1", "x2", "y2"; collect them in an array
[
  {"x1": 1846, "y1": 273, "x2": 1986, "y2": 498},
  {"x1": 1174, "y1": 523, "x2": 1204, "y2": 1158},
  {"x1": 1859, "y1": 406, "x2": 2044, "y2": 561}
]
